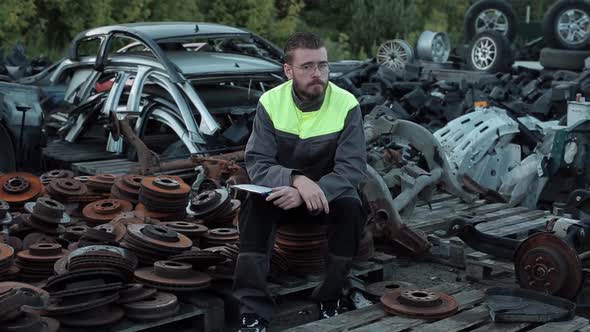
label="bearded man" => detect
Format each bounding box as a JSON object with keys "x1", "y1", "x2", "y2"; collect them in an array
[{"x1": 233, "y1": 32, "x2": 367, "y2": 332}]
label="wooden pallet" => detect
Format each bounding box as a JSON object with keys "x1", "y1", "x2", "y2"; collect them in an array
[
  {"x1": 285, "y1": 282, "x2": 590, "y2": 332},
  {"x1": 211, "y1": 253, "x2": 396, "y2": 326}
]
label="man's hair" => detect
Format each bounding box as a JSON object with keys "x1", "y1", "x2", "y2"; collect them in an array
[{"x1": 283, "y1": 32, "x2": 325, "y2": 64}]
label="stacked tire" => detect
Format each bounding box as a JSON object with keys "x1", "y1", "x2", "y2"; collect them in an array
[
  {"x1": 540, "y1": 0, "x2": 590, "y2": 71},
  {"x1": 463, "y1": 0, "x2": 516, "y2": 73}
]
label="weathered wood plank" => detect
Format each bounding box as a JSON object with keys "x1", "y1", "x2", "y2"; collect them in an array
[
  {"x1": 487, "y1": 217, "x2": 554, "y2": 237},
  {"x1": 416, "y1": 193, "x2": 456, "y2": 207},
  {"x1": 470, "y1": 322, "x2": 530, "y2": 332},
  {"x1": 475, "y1": 210, "x2": 547, "y2": 232},
  {"x1": 409, "y1": 305, "x2": 489, "y2": 332},
  {"x1": 527, "y1": 317, "x2": 589, "y2": 332}
]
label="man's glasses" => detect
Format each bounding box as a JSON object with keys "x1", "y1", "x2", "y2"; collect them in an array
[{"x1": 291, "y1": 62, "x2": 329, "y2": 74}]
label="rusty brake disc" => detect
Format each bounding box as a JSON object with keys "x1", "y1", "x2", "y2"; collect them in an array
[
  {"x1": 123, "y1": 291, "x2": 179, "y2": 322},
  {"x1": 514, "y1": 232, "x2": 583, "y2": 299},
  {"x1": 22, "y1": 215, "x2": 65, "y2": 235},
  {"x1": 16, "y1": 243, "x2": 67, "y2": 262},
  {"x1": 44, "y1": 291, "x2": 120, "y2": 315},
  {"x1": 0, "y1": 243, "x2": 14, "y2": 263},
  {"x1": 82, "y1": 199, "x2": 133, "y2": 224},
  {"x1": 1, "y1": 313, "x2": 59, "y2": 332},
  {"x1": 86, "y1": 174, "x2": 117, "y2": 193},
  {"x1": 55, "y1": 304, "x2": 124, "y2": 327},
  {"x1": 127, "y1": 224, "x2": 192, "y2": 252},
  {"x1": 111, "y1": 211, "x2": 160, "y2": 225},
  {"x1": 140, "y1": 176, "x2": 190, "y2": 198},
  {"x1": 111, "y1": 174, "x2": 145, "y2": 204},
  {"x1": 134, "y1": 203, "x2": 186, "y2": 221},
  {"x1": 160, "y1": 221, "x2": 208, "y2": 239},
  {"x1": 169, "y1": 250, "x2": 227, "y2": 269},
  {"x1": 0, "y1": 173, "x2": 43, "y2": 205},
  {"x1": 22, "y1": 233, "x2": 58, "y2": 250},
  {"x1": 134, "y1": 260, "x2": 211, "y2": 291},
  {"x1": 46, "y1": 178, "x2": 88, "y2": 199},
  {"x1": 24, "y1": 198, "x2": 69, "y2": 224},
  {"x1": 117, "y1": 284, "x2": 157, "y2": 304},
  {"x1": 40, "y1": 170, "x2": 74, "y2": 185},
  {"x1": 380, "y1": 289, "x2": 458, "y2": 320}
]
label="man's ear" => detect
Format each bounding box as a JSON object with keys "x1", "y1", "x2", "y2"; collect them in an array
[{"x1": 284, "y1": 63, "x2": 293, "y2": 80}]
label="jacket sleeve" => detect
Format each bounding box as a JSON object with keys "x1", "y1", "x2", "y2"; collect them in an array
[
  {"x1": 318, "y1": 105, "x2": 367, "y2": 202},
  {"x1": 244, "y1": 102, "x2": 296, "y2": 188}
]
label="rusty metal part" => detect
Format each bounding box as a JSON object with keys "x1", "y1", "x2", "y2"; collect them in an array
[
  {"x1": 0, "y1": 287, "x2": 48, "y2": 321},
  {"x1": 40, "y1": 170, "x2": 74, "y2": 185},
  {"x1": 45, "y1": 178, "x2": 88, "y2": 199},
  {"x1": 44, "y1": 290, "x2": 120, "y2": 315},
  {"x1": 123, "y1": 291, "x2": 179, "y2": 322},
  {"x1": 45, "y1": 267, "x2": 129, "y2": 292},
  {"x1": 24, "y1": 198, "x2": 70, "y2": 224},
  {"x1": 462, "y1": 175, "x2": 507, "y2": 203},
  {"x1": 0, "y1": 282, "x2": 48, "y2": 297},
  {"x1": 354, "y1": 229, "x2": 375, "y2": 262},
  {"x1": 380, "y1": 289, "x2": 459, "y2": 320},
  {"x1": 82, "y1": 199, "x2": 133, "y2": 225},
  {"x1": 134, "y1": 260, "x2": 211, "y2": 291},
  {"x1": 111, "y1": 174, "x2": 145, "y2": 204},
  {"x1": 111, "y1": 211, "x2": 160, "y2": 225},
  {"x1": 93, "y1": 222, "x2": 127, "y2": 242},
  {"x1": 514, "y1": 232, "x2": 583, "y2": 299},
  {"x1": 86, "y1": 174, "x2": 117, "y2": 193},
  {"x1": 134, "y1": 204, "x2": 185, "y2": 221},
  {"x1": 17, "y1": 243, "x2": 67, "y2": 262},
  {"x1": 118, "y1": 117, "x2": 161, "y2": 176},
  {"x1": 0, "y1": 173, "x2": 43, "y2": 206},
  {"x1": 1, "y1": 313, "x2": 59, "y2": 332},
  {"x1": 200, "y1": 228, "x2": 239, "y2": 248},
  {"x1": 22, "y1": 233, "x2": 58, "y2": 250},
  {"x1": 0, "y1": 243, "x2": 14, "y2": 263},
  {"x1": 22, "y1": 215, "x2": 64, "y2": 235},
  {"x1": 446, "y1": 217, "x2": 521, "y2": 259},
  {"x1": 361, "y1": 165, "x2": 431, "y2": 255},
  {"x1": 187, "y1": 189, "x2": 230, "y2": 218},
  {"x1": 160, "y1": 221, "x2": 208, "y2": 239},
  {"x1": 169, "y1": 250, "x2": 227, "y2": 270},
  {"x1": 138, "y1": 176, "x2": 190, "y2": 215},
  {"x1": 274, "y1": 224, "x2": 328, "y2": 274},
  {"x1": 48, "y1": 278, "x2": 124, "y2": 298},
  {"x1": 81, "y1": 228, "x2": 117, "y2": 243},
  {"x1": 117, "y1": 284, "x2": 157, "y2": 304},
  {"x1": 63, "y1": 225, "x2": 89, "y2": 242},
  {"x1": 0, "y1": 234, "x2": 21, "y2": 252},
  {"x1": 365, "y1": 281, "x2": 417, "y2": 300},
  {"x1": 127, "y1": 224, "x2": 192, "y2": 252},
  {"x1": 55, "y1": 304, "x2": 124, "y2": 327}
]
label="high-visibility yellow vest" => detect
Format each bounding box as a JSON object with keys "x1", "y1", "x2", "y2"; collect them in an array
[{"x1": 259, "y1": 80, "x2": 359, "y2": 139}]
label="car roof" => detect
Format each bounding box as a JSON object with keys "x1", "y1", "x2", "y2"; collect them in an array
[
  {"x1": 110, "y1": 51, "x2": 283, "y2": 77},
  {"x1": 78, "y1": 22, "x2": 250, "y2": 42}
]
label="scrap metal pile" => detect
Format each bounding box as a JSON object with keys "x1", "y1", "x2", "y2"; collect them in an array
[
  {"x1": 0, "y1": 168, "x2": 387, "y2": 328},
  {"x1": 0, "y1": 171, "x2": 246, "y2": 328},
  {"x1": 335, "y1": 54, "x2": 590, "y2": 216}
]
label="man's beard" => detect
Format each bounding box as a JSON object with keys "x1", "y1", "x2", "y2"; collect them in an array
[{"x1": 293, "y1": 77, "x2": 328, "y2": 100}]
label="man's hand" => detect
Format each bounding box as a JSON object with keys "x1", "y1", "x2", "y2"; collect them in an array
[
  {"x1": 292, "y1": 175, "x2": 330, "y2": 214},
  {"x1": 266, "y1": 186, "x2": 303, "y2": 210}
]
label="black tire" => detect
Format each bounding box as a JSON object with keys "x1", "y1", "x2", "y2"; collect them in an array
[
  {"x1": 466, "y1": 32, "x2": 514, "y2": 73},
  {"x1": 539, "y1": 47, "x2": 590, "y2": 70},
  {"x1": 0, "y1": 124, "x2": 16, "y2": 173},
  {"x1": 543, "y1": 0, "x2": 590, "y2": 50},
  {"x1": 464, "y1": 0, "x2": 517, "y2": 42}
]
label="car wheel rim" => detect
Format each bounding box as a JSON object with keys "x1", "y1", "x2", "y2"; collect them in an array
[
  {"x1": 475, "y1": 9, "x2": 509, "y2": 36},
  {"x1": 376, "y1": 40, "x2": 414, "y2": 71},
  {"x1": 471, "y1": 36, "x2": 497, "y2": 71},
  {"x1": 556, "y1": 8, "x2": 590, "y2": 46}
]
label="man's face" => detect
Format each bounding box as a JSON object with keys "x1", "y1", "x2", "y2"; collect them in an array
[{"x1": 284, "y1": 47, "x2": 329, "y2": 100}]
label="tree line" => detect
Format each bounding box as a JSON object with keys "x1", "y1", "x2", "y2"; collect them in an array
[{"x1": 0, "y1": 0, "x2": 555, "y2": 61}]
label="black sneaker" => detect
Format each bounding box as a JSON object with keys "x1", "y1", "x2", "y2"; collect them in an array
[
  {"x1": 319, "y1": 299, "x2": 340, "y2": 319},
  {"x1": 239, "y1": 313, "x2": 268, "y2": 332}
]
